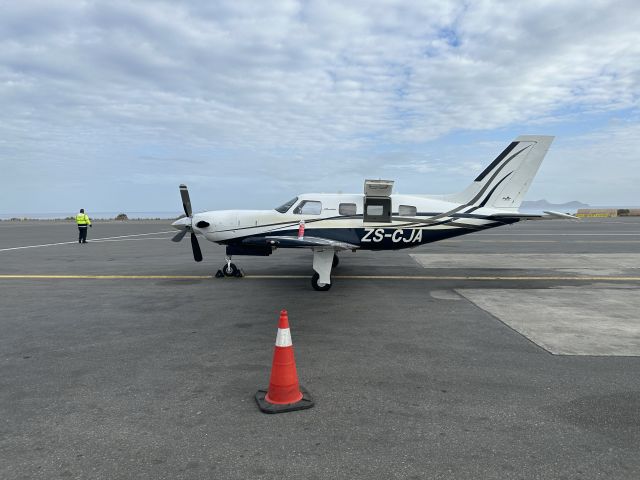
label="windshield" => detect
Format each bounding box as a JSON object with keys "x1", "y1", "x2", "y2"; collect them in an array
[{"x1": 275, "y1": 197, "x2": 298, "y2": 213}]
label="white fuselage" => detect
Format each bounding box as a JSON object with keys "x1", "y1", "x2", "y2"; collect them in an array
[{"x1": 179, "y1": 193, "x2": 513, "y2": 250}]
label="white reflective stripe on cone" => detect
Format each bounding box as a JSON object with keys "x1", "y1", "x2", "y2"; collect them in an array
[{"x1": 275, "y1": 328, "x2": 292, "y2": 347}]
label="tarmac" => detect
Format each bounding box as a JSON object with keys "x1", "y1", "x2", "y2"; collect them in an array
[{"x1": 1, "y1": 217, "x2": 639, "y2": 479}]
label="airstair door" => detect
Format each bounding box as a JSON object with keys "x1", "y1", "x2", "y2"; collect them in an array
[{"x1": 363, "y1": 179, "x2": 394, "y2": 223}]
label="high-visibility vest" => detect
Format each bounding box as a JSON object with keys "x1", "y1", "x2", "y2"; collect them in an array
[{"x1": 76, "y1": 213, "x2": 91, "y2": 226}]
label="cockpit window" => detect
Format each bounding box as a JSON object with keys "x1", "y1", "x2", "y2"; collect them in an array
[
  {"x1": 293, "y1": 200, "x2": 322, "y2": 215},
  {"x1": 275, "y1": 197, "x2": 298, "y2": 213}
]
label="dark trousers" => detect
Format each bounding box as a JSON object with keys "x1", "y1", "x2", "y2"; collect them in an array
[{"x1": 78, "y1": 226, "x2": 88, "y2": 243}]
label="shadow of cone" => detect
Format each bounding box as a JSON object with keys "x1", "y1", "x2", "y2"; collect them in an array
[{"x1": 255, "y1": 310, "x2": 314, "y2": 414}]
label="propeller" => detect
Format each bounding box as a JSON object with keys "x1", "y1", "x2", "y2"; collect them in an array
[
  {"x1": 190, "y1": 230, "x2": 203, "y2": 262},
  {"x1": 171, "y1": 229, "x2": 187, "y2": 242},
  {"x1": 172, "y1": 184, "x2": 203, "y2": 262},
  {"x1": 180, "y1": 184, "x2": 192, "y2": 217}
]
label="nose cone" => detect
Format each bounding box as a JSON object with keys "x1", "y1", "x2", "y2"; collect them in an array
[{"x1": 172, "y1": 216, "x2": 191, "y2": 230}]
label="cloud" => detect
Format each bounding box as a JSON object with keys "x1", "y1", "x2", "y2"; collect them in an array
[
  {"x1": 531, "y1": 117, "x2": 640, "y2": 205},
  {"x1": 0, "y1": 0, "x2": 639, "y2": 212}
]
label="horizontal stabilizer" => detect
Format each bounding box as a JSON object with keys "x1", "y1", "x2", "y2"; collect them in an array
[
  {"x1": 489, "y1": 211, "x2": 579, "y2": 221},
  {"x1": 543, "y1": 210, "x2": 579, "y2": 220}
]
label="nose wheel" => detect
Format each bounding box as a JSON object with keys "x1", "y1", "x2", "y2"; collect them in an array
[
  {"x1": 216, "y1": 256, "x2": 243, "y2": 278},
  {"x1": 222, "y1": 262, "x2": 239, "y2": 276}
]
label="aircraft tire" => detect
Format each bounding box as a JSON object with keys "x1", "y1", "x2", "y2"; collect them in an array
[
  {"x1": 223, "y1": 262, "x2": 239, "y2": 277},
  {"x1": 332, "y1": 254, "x2": 339, "y2": 268},
  {"x1": 311, "y1": 272, "x2": 332, "y2": 291}
]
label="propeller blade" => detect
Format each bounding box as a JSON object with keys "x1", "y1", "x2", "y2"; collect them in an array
[
  {"x1": 190, "y1": 232, "x2": 203, "y2": 262},
  {"x1": 179, "y1": 184, "x2": 192, "y2": 217},
  {"x1": 171, "y1": 229, "x2": 188, "y2": 242}
]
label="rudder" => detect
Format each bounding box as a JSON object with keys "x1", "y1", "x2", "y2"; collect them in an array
[{"x1": 445, "y1": 135, "x2": 554, "y2": 211}]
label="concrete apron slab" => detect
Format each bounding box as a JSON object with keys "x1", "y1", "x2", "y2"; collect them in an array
[
  {"x1": 411, "y1": 253, "x2": 640, "y2": 276},
  {"x1": 457, "y1": 288, "x2": 640, "y2": 356}
]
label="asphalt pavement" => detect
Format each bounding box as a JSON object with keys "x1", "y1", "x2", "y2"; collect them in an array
[{"x1": 1, "y1": 218, "x2": 639, "y2": 479}]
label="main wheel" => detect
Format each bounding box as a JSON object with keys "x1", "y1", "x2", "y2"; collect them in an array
[
  {"x1": 222, "y1": 262, "x2": 239, "y2": 277},
  {"x1": 332, "y1": 254, "x2": 339, "y2": 268},
  {"x1": 311, "y1": 272, "x2": 331, "y2": 291}
]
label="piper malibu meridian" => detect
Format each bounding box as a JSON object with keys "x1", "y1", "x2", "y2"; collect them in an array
[{"x1": 172, "y1": 135, "x2": 575, "y2": 291}]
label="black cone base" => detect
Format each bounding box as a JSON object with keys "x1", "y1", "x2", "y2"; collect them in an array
[{"x1": 255, "y1": 386, "x2": 314, "y2": 414}]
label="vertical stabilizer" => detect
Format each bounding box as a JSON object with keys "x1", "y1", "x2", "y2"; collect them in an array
[{"x1": 444, "y1": 135, "x2": 554, "y2": 210}]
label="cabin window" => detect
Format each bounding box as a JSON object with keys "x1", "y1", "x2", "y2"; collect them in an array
[
  {"x1": 275, "y1": 197, "x2": 298, "y2": 213},
  {"x1": 293, "y1": 200, "x2": 322, "y2": 215},
  {"x1": 367, "y1": 205, "x2": 384, "y2": 216},
  {"x1": 363, "y1": 197, "x2": 392, "y2": 222},
  {"x1": 399, "y1": 205, "x2": 417, "y2": 216},
  {"x1": 339, "y1": 203, "x2": 357, "y2": 216}
]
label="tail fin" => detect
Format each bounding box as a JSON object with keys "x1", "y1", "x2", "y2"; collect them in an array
[{"x1": 445, "y1": 135, "x2": 554, "y2": 210}]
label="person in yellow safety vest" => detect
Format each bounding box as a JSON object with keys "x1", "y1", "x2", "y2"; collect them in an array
[{"x1": 75, "y1": 208, "x2": 92, "y2": 244}]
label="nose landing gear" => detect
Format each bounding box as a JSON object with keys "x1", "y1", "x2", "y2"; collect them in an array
[{"x1": 216, "y1": 256, "x2": 242, "y2": 278}]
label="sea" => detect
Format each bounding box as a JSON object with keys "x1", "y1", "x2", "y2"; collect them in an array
[
  {"x1": 0, "y1": 211, "x2": 182, "y2": 220},
  {"x1": 2, "y1": 206, "x2": 639, "y2": 221}
]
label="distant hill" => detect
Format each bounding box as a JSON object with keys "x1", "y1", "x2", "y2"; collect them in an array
[{"x1": 521, "y1": 199, "x2": 589, "y2": 210}]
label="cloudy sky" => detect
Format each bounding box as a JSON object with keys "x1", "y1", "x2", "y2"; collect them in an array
[{"x1": 1, "y1": 0, "x2": 639, "y2": 215}]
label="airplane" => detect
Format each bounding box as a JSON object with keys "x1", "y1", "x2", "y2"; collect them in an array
[{"x1": 171, "y1": 135, "x2": 576, "y2": 291}]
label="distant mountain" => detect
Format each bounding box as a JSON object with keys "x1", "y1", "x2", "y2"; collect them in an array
[{"x1": 520, "y1": 199, "x2": 590, "y2": 210}]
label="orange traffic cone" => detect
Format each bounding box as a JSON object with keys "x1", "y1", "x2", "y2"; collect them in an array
[{"x1": 255, "y1": 310, "x2": 314, "y2": 414}]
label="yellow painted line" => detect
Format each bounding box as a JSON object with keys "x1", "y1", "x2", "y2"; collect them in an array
[
  {"x1": 0, "y1": 275, "x2": 211, "y2": 279},
  {"x1": 336, "y1": 276, "x2": 640, "y2": 281},
  {"x1": 334, "y1": 275, "x2": 640, "y2": 281},
  {"x1": 1, "y1": 274, "x2": 639, "y2": 281}
]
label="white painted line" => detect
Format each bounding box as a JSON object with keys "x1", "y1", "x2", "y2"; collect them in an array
[
  {"x1": 0, "y1": 231, "x2": 175, "y2": 252},
  {"x1": 476, "y1": 233, "x2": 640, "y2": 236},
  {"x1": 89, "y1": 237, "x2": 172, "y2": 243},
  {"x1": 411, "y1": 253, "x2": 640, "y2": 270},
  {"x1": 444, "y1": 239, "x2": 640, "y2": 243}
]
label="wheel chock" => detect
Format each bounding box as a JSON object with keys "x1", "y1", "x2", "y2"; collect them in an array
[{"x1": 214, "y1": 269, "x2": 243, "y2": 278}]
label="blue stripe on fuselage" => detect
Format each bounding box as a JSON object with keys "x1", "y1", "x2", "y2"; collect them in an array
[{"x1": 223, "y1": 223, "x2": 510, "y2": 251}]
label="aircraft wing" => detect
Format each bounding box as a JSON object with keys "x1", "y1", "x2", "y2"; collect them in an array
[
  {"x1": 488, "y1": 210, "x2": 579, "y2": 221},
  {"x1": 243, "y1": 235, "x2": 358, "y2": 250}
]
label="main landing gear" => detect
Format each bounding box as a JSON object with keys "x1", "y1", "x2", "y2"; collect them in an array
[
  {"x1": 311, "y1": 250, "x2": 337, "y2": 291},
  {"x1": 311, "y1": 272, "x2": 331, "y2": 291}
]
